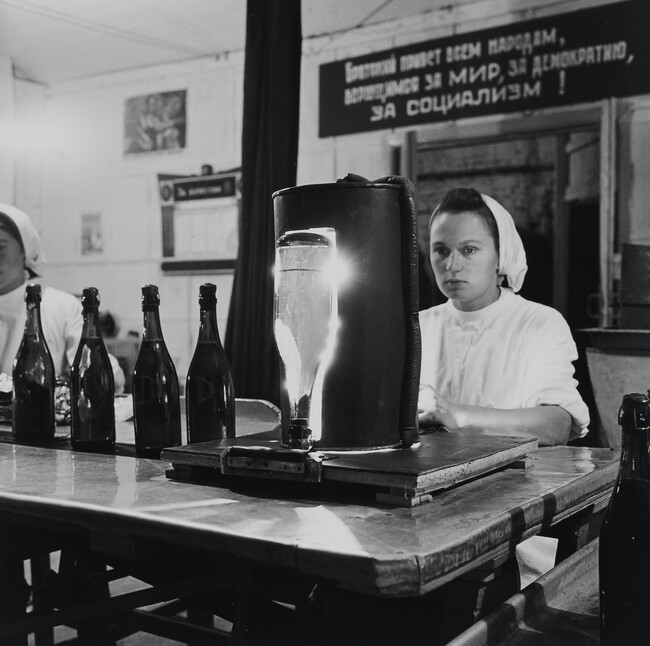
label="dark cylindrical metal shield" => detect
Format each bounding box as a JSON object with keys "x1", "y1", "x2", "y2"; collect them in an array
[{"x1": 273, "y1": 181, "x2": 412, "y2": 450}]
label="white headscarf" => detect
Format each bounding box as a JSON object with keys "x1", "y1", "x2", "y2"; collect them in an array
[
  {"x1": 0, "y1": 204, "x2": 44, "y2": 276},
  {"x1": 480, "y1": 193, "x2": 528, "y2": 293}
]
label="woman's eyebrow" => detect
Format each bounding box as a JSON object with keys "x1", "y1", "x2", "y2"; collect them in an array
[{"x1": 431, "y1": 238, "x2": 485, "y2": 245}]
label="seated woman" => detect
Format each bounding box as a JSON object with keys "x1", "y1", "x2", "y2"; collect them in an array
[
  {"x1": 0, "y1": 204, "x2": 125, "y2": 392},
  {"x1": 418, "y1": 188, "x2": 589, "y2": 446}
]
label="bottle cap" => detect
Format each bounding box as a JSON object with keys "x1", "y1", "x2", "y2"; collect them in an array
[
  {"x1": 198, "y1": 283, "x2": 217, "y2": 308},
  {"x1": 141, "y1": 284, "x2": 160, "y2": 310},
  {"x1": 81, "y1": 287, "x2": 100, "y2": 312},
  {"x1": 619, "y1": 392, "x2": 650, "y2": 430},
  {"x1": 24, "y1": 283, "x2": 42, "y2": 303}
]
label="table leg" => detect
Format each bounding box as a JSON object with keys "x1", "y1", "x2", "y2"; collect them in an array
[
  {"x1": 30, "y1": 554, "x2": 54, "y2": 646},
  {"x1": 57, "y1": 549, "x2": 116, "y2": 645},
  {"x1": 545, "y1": 503, "x2": 607, "y2": 564},
  {"x1": 317, "y1": 583, "x2": 447, "y2": 646},
  {"x1": 0, "y1": 525, "x2": 30, "y2": 646},
  {"x1": 230, "y1": 564, "x2": 321, "y2": 646}
]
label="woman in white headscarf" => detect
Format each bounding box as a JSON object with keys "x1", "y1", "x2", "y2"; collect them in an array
[
  {"x1": 0, "y1": 204, "x2": 125, "y2": 392},
  {"x1": 418, "y1": 188, "x2": 589, "y2": 446}
]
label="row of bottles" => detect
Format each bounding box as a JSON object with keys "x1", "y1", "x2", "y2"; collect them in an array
[
  {"x1": 12, "y1": 282, "x2": 234, "y2": 458},
  {"x1": 132, "y1": 283, "x2": 234, "y2": 457},
  {"x1": 599, "y1": 392, "x2": 650, "y2": 645}
]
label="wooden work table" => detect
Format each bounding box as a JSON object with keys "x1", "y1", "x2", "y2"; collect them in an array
[{"x1": 0, "y1": 412, "x2": 618, "y2": 645}]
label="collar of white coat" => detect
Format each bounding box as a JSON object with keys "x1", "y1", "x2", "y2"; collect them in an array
[{"x1": 444, "y1": 287, "x2": 517, "y2": 324}]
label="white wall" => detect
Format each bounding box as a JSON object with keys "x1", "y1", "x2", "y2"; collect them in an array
[
  {"x1": 0, "y1": 56, "x2": 15, "y2": 201},
  {"x1": 24, "y1": 55, "x2": 244, "y2": 380}
]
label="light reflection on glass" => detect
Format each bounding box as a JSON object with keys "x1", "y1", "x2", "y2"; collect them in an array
[{"x1": 274, "y1": 228, "x2": 339, "y2": 449}]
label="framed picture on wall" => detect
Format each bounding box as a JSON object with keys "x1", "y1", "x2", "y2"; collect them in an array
[{"x1": 124, "y1": 90, "x2": 187, "y2": 154}]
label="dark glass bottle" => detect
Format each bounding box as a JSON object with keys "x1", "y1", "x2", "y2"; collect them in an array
[
  {"x1": 599, "y1": 392, "x2": 650, "y2": 646},
  {"x1": 132, "y1": 284, "x2": 181, "y2": 458},
  {"x1": 12, "y1": 284, "x2": 56, "y2": 441},
  {"x1": 70, "y1": 287, "x2": 116, "y2": 451},
  {"x1": 186, "y1": 283, "x2": 235, "y2": 443}
]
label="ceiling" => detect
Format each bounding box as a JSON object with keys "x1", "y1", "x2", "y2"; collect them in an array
[{"x1": 0, "y1": 0, "x2": 441, "y2": 85}]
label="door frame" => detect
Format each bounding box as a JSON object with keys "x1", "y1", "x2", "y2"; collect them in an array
[{"x1": 402, "y1": 102, "x2": 615, "y2": 326}]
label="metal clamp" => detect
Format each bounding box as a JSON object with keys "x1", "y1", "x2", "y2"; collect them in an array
[{"x1": 220, "y1": 446, "x2": 325, "y2": 482}]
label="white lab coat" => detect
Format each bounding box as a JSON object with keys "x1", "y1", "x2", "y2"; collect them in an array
[{"x1": 419, "y1": 288, "x2": 589, "y2": 440}]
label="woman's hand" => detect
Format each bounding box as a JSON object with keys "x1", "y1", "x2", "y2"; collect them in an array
[
  {"x1": 418, "y1": 383, "x2": 462, "y2": 430},
  {"x1": 418, "y1": 382, "x2": 572, "y2": 445}
]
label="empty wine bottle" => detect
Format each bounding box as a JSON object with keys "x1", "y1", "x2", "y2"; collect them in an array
[
  {"x1": 70, "y1": 287, "x2": 115, "y2": 451},
  {"x1": 12, "y1": 284, "x2": 56, "y2": 441},
  {"x1": 599, "y1": 392, "x2": 650, "y2": 646},
  {"x1": 186, "y1": 283, "x2": 235, "y2": 443},
  {"x1": 132, "y1": 284, "x2": 181, "y2": 458}
]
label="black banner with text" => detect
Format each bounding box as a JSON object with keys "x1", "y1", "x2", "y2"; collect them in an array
[{"x1": 319, "y1": 0, "x2": 649, "y2": 137}]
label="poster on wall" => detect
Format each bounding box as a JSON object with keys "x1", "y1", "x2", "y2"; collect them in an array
[
  {"x1": 319, "y1": 0, "x2": 650, "y2": 137},
  {"x1": 124, "y1": 90, "x2": 187, "y2": 154},
  {"x1": 81, "y1": 212, "x2": 103, "y2": 255}
]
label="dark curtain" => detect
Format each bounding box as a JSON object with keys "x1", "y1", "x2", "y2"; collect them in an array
[{"x1": 225, "y1": 0, "x2": 302, "y2": 406}]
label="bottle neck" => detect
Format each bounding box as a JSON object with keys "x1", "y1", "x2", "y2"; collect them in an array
[
  {"x1": 81, "y1": 308, "x2": 102, "y2": 338},
  {"x1": 618, "y1": 428, "x2": 650, "y2": 481},
  {"x1": 197, "y1": 306, "x2": 220, "y2": 343},
  {"x1": 142, "y1": 307, "x2": 164, "y2": 341},
  {"x1": 24, "y1": 301, "x2": 44, "y2": 338}
]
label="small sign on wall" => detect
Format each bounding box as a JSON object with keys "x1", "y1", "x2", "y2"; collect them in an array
[
  {"x1": 81, "y1": 212, "x2": 103, "y2": 255},
  {"x1": 157, "y1": 172, "x2": 241, "y2": 274},
  {"x1": 124, "y1": 90, "x2": 187, "y2": 154}
]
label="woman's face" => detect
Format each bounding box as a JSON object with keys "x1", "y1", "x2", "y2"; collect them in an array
[
  {"x1": 430, "y1": 211, "x2": 500, "y2": 312},
  {"x1": 0, "y1": 229, "x2": 26, "y2": 295}
]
